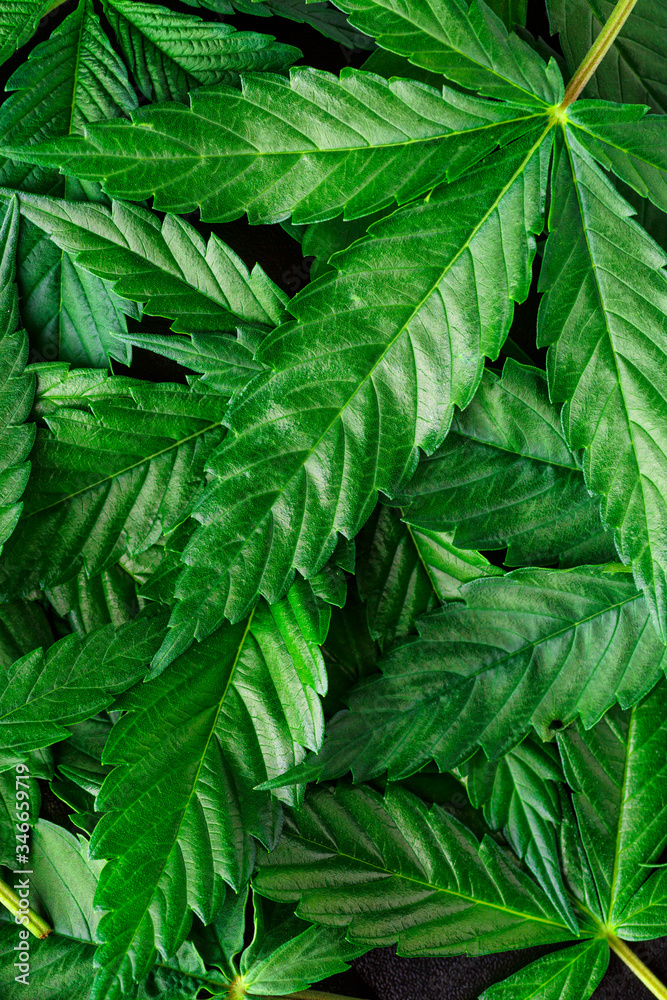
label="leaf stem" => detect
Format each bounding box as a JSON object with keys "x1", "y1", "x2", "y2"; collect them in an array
[
  {"x1": 607, "y1": 934, "x2": 667, "y2": 999},
  {"x1": 559, "y1": 0, "x2": 639, "y2": 109},
  {"x1": 0, "y1": 877, "x2": 51, "y2": 939}
]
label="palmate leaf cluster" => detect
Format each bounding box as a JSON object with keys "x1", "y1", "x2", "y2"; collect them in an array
[{"x1": 2, "y1": 0, "x2": 667, "y2": 999}]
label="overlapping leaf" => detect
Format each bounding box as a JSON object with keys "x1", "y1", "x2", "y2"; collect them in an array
[
  {"x1": 183, "y1": 0, "x2": 374, "y2": 49},
  {"x1": 195, "y1": 887, "x2": 365, "y2": 995},
  {"x1": 2, "y1": 191, "x2": 288, "y2": 333},
  {"x1": 0, "y1": 596, "x2": 52, "y2": 667},
  {"x1": 0, "y1": 607, "x2": 167, "y2": 755},
  {"x1": 158, "y1": 127, "x2": 552, "y2": 660},
  {"x1": 0, "y1": 0, "x2": 52, "y2": 66},
  {"x1": 0, "y1": 67, "x2": 547, "y2": 225},
  {"x1": 0, "y1": 198, "x2": 35, "y2": 554},
  {"x1": 0, "y1": 378, "x2": 228, "y2": 595},
  {"x1": 332, "y1": 0, "x2": 563, "y2": 105},
  {"x1": 558, "y1": 680, "x2": 667, "y2": 928},
  {"x1": 0, "y1": 820, "x2": 221, "y2": 999},
  {"x1": 263, "y1": 566, "x2": 667, "y2": 786},
  {"x1": 397, "y1": 360, "x2": 617, "y2": 567},
  {"x1": 0, "y1": 0, "x2": 140, "y2": 366},
  {"x1": 254, "y1": 783, "x2": 576, "y2": 956},
  {"x1": 88, "y1": 586, "x2": 329, "y2": 1000},
  {"x1": 357, "y1": 505, "x2": 500, "y2": 649},
  {"x1": 462, "y1": 739, "x2": 576, "y2": 931},
  {"x1": 101, "y1": 0, "x2": 299, "y2": 104},
  {"x1": 539, "y1": 127, "x2": 667, "y2": 638},
  {"x1": 46, "y1": 563, "x2": 140, "y2": 635}
]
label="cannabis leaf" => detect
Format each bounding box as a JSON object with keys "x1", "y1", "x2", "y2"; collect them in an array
[
  {"x1": 480, "y1": 940, "x2": 609, "y2": 1000},
  {"x1": 461, "y1": 738, "x2": 577, "y2": 931},
  {"x1": 0, "y1": 0, "x2": 140, "y2": 367},
  {"x1": 0, "y1": 819, "x2": 222, "y2": 999},
  {"x1": 2, "y1": 191, "x2": 288, "y2": 334},
  {"x1": 0, "y1": 67, "x2": 549, "y2": 224},
  {"x1": 155, "y1": 126, "x2": 551, "y2": 659},
  {"x1": 0, "y1": 197, "x2": 35, "y2": 555},
  {"x1": 0, "y1": 378, "x2": 228, "y2": 595},
  {"x1": 46, "y1": 562, "x2": 140, "y2": 635},
  {"x1": 539, "y1": 125, "x2": 667, "y2": 639},
  {"x1": 254, "y1": 783, "x2": 577, "y2": 955},
  {"x1": 101, "y1": 0, "x2": 300, "y2": 104},
  {"x1": 0, "y1": 0, "x2": 53, "y2": 67},
  {"x1": 88, "y1": 584, "x2": 329, "y2": 1000},
  {"x1": 0, "y1": 607, "x2": 167, "y2": 755},
  {"x1": 195, "y1": 886, "x2": 365, "y2": 995},
  {"x1": 357, "y1": 505, "x2": 500, "y2": 649},
  {"x1": 396, "y1": 360, "x2": 617, "y2": 568},
  {"x1": 264, "y1": 566, "x2": 667, "y2": 786},
  {"x1": 0, "y1": 596, "x2": 52, "y2": 667},
  {"x1": 257, "y1": 682, "x2": 667, "y2": 998}
]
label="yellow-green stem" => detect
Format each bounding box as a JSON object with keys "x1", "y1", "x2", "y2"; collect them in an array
[
  {"x1": 559, "y1": 0, "x2": 639, "y2": 109},
  {"x1": 0, "y1": 877, "x2": 51, "y2": 939},
  {"x1": 607, "y1": 934, "x2": 667, "y2": 999}
]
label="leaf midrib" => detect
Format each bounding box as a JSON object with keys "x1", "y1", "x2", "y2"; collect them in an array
[
  {"x1": 286, "y1": 828, "x2": 571, "y2": 931},
  {"x1": 560, "y1": 127, "x2": 652, "y2": 591},
  {"x1": 22, "y1": 415, "x2": 224, "y2": 519},
  {"x1": 225, "y1": 122, "x2": 553, "y2": 535},
  {"x1": 85, "y1": 111, "x2": 542, "y2": 162},
  {"x1": 94, "y1": 611, "x2": 255, "y2": 993}
]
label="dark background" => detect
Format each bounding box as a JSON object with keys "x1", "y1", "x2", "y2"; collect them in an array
[{"x1": 12, "y1": 1, "x2": 667, "y2": 997}]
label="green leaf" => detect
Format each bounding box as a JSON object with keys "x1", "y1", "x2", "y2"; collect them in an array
[
  {"x1": 0, "y1": 380, "x2": 228, "y2": 594},
  {"x1": 0, "y1": 820, "x2": 218, "y2": 999},
  {"x1": 396, "y1": 360, "x2": 617, "y2": 568},
  {"x1": 0, "y1": 607, "x2": 168, "y2": 755},
  {"x1": 557, "y1": 680, "x2": 667, "y2": 927},
  {"x1": 183, "y1": 0, "x2": 375, "y2": 50},
  {"x1": 101, "y1": 0, "x2": 300, "y2": 104},
  {"x1": 565, "y1": 103, "x2": 667, "y2": 218},
  {"x1": 88, "y1": 588, "x2": 329, "y2": 1000},
  {"x1": 0, "y1": 0, "x2": 141, "y2": 367},
  {"x1": 357, "y1": 505, "x2": 500, "y2": 649},
  {"x1": 161, "y1": 128, "x2": 551, "y2": 659},
  {"x1": 197, "y1": 887, "x2": 365, "y2": 996},
  {"x1": 254, "y1": 783, "x2": 577, "y2": 956},
  {"x1": 462, "y1": 739, "x2": 577, "y2": 932},
  {"x1": 239, "y1": 894, "x2": 365, "y2": 996},
  {"x1": 539, "y1": 125, "x2": 667, "y2": 638},
  {"x1": 0, "y1": 765, "x2": 40, "y2": 863},
  {"x1": 1, "y1": 68, "x2": 548, "y2": 225},
  {"x1": 290, "y1": 209, "x2": 388, "y2": 282},
  {"x1": 2, "y1": 191, "x2": 289, "y2": 333},
  {"x1": 547, "y1": 0, "x2": 667, "y2": 111},
  {"x1": 248, "y1": 0, "x2": 374, "y2": 50},
  {"x1": 482, "y1": 0, "x2": 527, "y2": 29},
  {"x1": 112, "y1": 328, "x2": 265, "y2": 396},
  {"x1": 51, "y1": 716, "x2": 113, "y2": 831},
  {"x1": 0, "y1": 0, "x2": 52, "y2": 67},
  {"x1": 0, "y1": 597, "x2": 52, "y2": 668},
  {"x1": 614, "y1": 866, "x2": 667, "y2": 941},
  {"x1": 0, "y1": 198, "x2": 35, "y2": 556},
  {"x1": 0, "y1": 0, "x2": 136, "y2": 157},
  {"x1": 480, "y1": 939, "x2": 609, "y2": 1000},
  {"x1": 263, "y1": 566, "x2": 666, "y2": 786},
  {"x1": 332, "y1": 0, "x2": 562, "y2": 106},
  {"x1": 46, "y1": 563, "x2": 140, "y2": 635}
]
